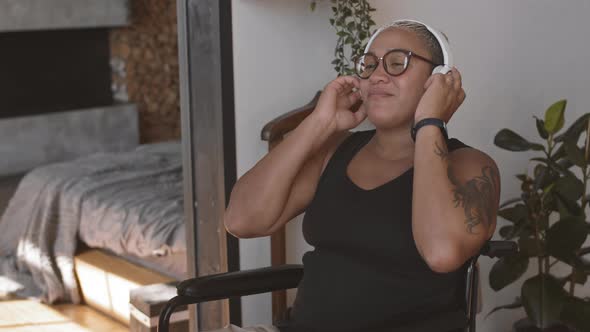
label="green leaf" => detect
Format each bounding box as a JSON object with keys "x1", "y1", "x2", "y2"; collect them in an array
[
  {"x1": 553, "y1": 175, "x2": 584, "y2": 201},
  {"x1": 557, "y1": 158, "x2": 574, "y2": 171},
  {"x1": 500, "y1": 197, "x2": 523, "y2": 209},
  {"x1": 537, "y1": 213, "x2": 549, "y2": 231},
  {"x1": 489, "y1": 254, "x2": 529, "y2": 291},
  {"x1": 571, "y1": 255, "x2": 590, "y2": 273},
  {"x1": 555, "y1": 112, "x2": 590, "y2": 143},
  {"x1": 533, "y1": 164, "x2": 553, "y2": 191},
  {"x1": 553, "y1": 192, "x2": 583, "y2": 217},
  {"x1": 532, "y1": 157, "x2": 577, "y2": 179},
  {"x1": 552, "y1": 142, "x2": 567, "y2": 160},
  {"x1": 534, "y1": 116, "x2": 549, "y2": 139},
  {"x1": 494, "y1": 129, "x2": 537, "y2": 151},
  {"x1": 560, "y1": 296, "x2": 590, "y2": 332},
  {"x1": 571, "y1": 269, "x2": 588, "y2": 285},
  {"x1": 544, "y1": 99, "x2": 567, "y2": 134},
  {"x1": 498, "y1": 204, "x2": 528, "y2": 223},
  {"x1": 521, "y1": 274, "x2": 567, "y2": 329},
  {"x1": 563, "y1": 140, "x2": 586, "y2": 168},
  {"x1": 499, "y1": 225, "x2": 514, "y2": 239},
  {"x1": 546, "y1": 216, "x2": 588, "y2": 264},
  {"x1": 485, "y1": 297, "x2": 522, "y2": 319}
]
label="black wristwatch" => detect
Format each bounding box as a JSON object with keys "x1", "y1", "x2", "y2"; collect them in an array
[{"x1": 411, "y1": 118, "x2": 448, "y2": 142}]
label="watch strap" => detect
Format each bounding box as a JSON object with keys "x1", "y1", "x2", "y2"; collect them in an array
[{"x1": 411, "y1": 118, "x2": 448, "y2": 141}]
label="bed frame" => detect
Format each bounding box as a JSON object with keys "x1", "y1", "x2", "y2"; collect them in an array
[
  {"x1": 1, "y1": 90, "x2": 337, "y2": 327},
  {"x1": 0, "y1": 104, "x2": 154, "y2": 324}
]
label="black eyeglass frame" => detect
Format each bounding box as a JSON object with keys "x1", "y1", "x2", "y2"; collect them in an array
[{"x1": 354, "y1": 48, "x2": 440, "y2": 79}]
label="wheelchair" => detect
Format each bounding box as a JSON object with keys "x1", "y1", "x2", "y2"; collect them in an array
[{"x1": 158, "y1": 240, "x2": 518, "y2": 332}]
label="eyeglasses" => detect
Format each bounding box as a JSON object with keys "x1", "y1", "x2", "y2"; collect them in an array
[{"x1": 354, "y1": 49, "x2": 438, "y2": 79}]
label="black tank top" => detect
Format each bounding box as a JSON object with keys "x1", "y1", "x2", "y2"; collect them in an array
[{"x1": 277, "y1": 129, "x2": 472, "y2": 332}]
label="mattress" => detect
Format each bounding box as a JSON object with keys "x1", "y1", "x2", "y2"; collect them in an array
[
  {"x1": 0, "y1": 173, "x2": 25, "y2": 219},
  {"x1": 0, "y1": 140, "x2": 187, "y2": 303},
  {"x1": 77, "y1": 140, "x2": 186, "y2": 257}
]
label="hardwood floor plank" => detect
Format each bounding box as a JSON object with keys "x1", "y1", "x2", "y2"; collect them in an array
[{"x1": 0, "y1": 300, "x2": 127, "y2": 332}]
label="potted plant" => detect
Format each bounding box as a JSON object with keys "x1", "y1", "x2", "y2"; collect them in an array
[
  {"x1": 490, "y1": 99, "x2": 590, "y2": 332},
  {"x1": 310, "y1": 0, "x2": 376, "y2": 75}
]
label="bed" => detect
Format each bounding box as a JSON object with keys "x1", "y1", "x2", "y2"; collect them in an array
[{"x1": 0, "y1": 105, "x2": 187, "y2": 304}]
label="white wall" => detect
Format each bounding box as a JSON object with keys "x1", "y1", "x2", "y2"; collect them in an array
[
  {"x1": 232, "y1": 0, "x2": 590, "y2": 330},
  {"x1": 231, "y1": 0, "x2": 335, "y2": 326},
  {"x1": 368, "y1": 1, "x2": 590, "y2": 332}
]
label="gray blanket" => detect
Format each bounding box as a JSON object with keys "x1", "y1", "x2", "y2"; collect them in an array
[{"x1": 0, "y1": 141, "x2": 185, "y2": 303}]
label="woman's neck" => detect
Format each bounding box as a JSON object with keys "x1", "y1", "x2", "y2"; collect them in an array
[{"x1": 367, "y1": 125, "x2": 415, "y2": 162}]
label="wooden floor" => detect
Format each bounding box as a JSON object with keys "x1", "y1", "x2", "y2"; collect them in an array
[{"x1": 0, "y1": 299, "x2": 127, "y2": 332}]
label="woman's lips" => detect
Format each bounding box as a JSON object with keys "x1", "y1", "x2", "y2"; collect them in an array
[{"x1": 368, "y1": 92, "x2": 394, "y2": 98}]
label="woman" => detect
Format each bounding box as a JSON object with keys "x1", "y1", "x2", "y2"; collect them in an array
[{"x1": 220, "y1": 20, "x2": 500, "y2": 332}]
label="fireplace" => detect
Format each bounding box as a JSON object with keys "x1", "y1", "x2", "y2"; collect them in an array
[
  {"x1": 0, "y1": 0, "x2": 138, "y2": 191},
  {"x1": 0, "y1": 0, "x2": 130, "y2": 119},
  {"x1": 0, "y1": 28, "x2": 114, "y2": 118}
]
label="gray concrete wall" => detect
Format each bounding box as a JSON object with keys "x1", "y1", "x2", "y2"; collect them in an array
[
  {"x1": 0, "y1": 0, "x2": 130, "y2": 32},
  {"x1": 0, "y1": 103, "x2": 139, "y2": 176}
]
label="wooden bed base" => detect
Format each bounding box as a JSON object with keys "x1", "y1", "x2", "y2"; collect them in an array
[
  {"x1": 74, "y1": 249, "x2": 175, "y2": 325},
  {"x1": 71, "y1": 91, "x2": 323, "y2": 326}
]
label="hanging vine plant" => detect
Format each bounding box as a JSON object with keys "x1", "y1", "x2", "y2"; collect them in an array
[{"x1": 311, "y1": 0, "x2": 377, "y2": 76}]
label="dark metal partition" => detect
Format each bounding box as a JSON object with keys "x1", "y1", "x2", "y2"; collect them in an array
[{"x1": 177, "y1": 0, "x2": 241, "y2": 330}]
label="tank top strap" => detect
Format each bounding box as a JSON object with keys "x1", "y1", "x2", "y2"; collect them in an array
[
  {"x1": 446, "y1": 137, "x2": 471, "y2": 152},
  {"x1": 322, "y1": 130, "x2": 373, "y2": 174}
]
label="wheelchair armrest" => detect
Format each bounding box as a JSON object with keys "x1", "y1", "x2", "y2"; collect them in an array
[
  {"x1": 480, "y1": 240, "x2": 518, "y2": 258},
  {"x1": 176, "y1": 264, "x2": 303, "y2": 303}
]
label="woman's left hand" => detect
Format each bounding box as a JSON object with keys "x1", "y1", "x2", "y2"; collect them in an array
[{"x1": 414, "y1": 66, "x2": 466, "y2": 123}]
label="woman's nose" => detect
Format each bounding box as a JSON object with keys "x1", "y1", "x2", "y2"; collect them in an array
[{"x1": 368, "y1": 60, "x2": 390, "y2": 83}]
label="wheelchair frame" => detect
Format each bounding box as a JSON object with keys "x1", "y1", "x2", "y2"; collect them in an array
[{"x1": 158, "y1": 240, "x2": 517, "y2": 332}]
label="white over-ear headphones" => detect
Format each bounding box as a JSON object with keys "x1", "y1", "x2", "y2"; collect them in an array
[{"x1": 364, "y1": 19, "x2": 454, "y2": 75}]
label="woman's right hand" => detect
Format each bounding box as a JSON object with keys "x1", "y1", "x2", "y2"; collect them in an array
[{"x1": 312, "y1": 76, "x2": 367, "y2": 133}]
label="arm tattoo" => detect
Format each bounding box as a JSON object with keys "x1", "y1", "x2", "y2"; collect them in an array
[
  {"x1": 447, "y1": 164, "x2": 499, "y2": 235},
  {"x1": 434, "y1": 141, "x2": 449, "y2": 160}
]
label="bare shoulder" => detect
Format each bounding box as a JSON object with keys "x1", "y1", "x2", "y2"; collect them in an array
[
  {"x1": 448, "y1": 147, "x2": 500, "y2": 183},
  {"x1": 319, "y1": 130, "x2": 354, "y2": 174},
  {"x1": 448, "y1": 146, "x2": 501, "y2": 237}
]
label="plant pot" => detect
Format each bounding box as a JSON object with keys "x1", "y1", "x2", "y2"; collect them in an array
[{"x1": 513, "y1": 318, "x2": 577, "y2": 332}]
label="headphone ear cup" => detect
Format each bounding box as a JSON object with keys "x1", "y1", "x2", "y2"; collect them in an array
[{"x1": 432, "y1": 65, "x2": 451, "y2": 75}]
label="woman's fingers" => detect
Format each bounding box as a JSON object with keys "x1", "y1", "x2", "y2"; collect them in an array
[
  {"x1": 423, "y1": 74, "x2": 435, "y2": 90},
  {"x1": 458, "y1": 88, "x2": 466, "y2": 103},
  {"x1": 328, "y1": 75, "x2": 360, "y2": 95},
  {"x1": 343, "y1": 88, "x2": 362, "y2": 108},
  {"x1": 353, "y1": 106, "x2": 367, "y2": 124},
  {"x1": 451, "y1": 67, "x2": 461, "y2": 91}
]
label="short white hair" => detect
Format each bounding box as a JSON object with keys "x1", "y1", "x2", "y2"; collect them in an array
[{"x1": 374, "y1": 20, "x2": 447, "y2": 65}]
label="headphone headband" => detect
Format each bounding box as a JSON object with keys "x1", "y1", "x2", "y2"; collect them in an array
[{"x1": 364, "y1": 19, "x2": 454, "y2": 75}]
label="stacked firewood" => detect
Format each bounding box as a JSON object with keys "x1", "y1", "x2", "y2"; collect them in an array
[{"x1": 110, "y1": 0, "x2": 181, "y2": 143}]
